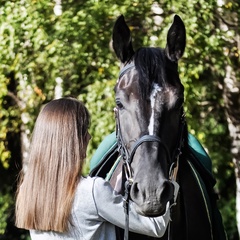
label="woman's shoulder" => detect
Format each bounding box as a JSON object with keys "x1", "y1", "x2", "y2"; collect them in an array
[
  {"x1": 73, "y1": 176, "x2": 110, "y2": 216},
  {"x1": 81, "y1": 176, "x2": 107, "y2": 186},
  {"x1": 76, "y1": 176, "x2": 113, "y2": 203},
  {"x1": 75, "y1": 176, "x2": 106, "y2": 198},
  {"x1": 73, "y1": 177, "x2": 99, "y2": 214},
  {"x1": 79, "y1": 176, "x2": 105, "y2": 186},
  {"x1": 76, "y1": 176, "x2": 94, "y2": 193}
]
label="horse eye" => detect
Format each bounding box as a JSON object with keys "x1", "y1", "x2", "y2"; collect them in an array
[{"x1": 116, "y1": 100, "x2": 124, "y2": 109}]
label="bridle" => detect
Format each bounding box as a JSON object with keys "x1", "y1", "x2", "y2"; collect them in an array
[{"x1": 114, "y1": 63, "x2": 186, "y2": 240}]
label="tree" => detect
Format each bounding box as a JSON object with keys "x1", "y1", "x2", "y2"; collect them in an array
[{"x1": 218, "y1": 0, "x2": 240, "y2": 235}]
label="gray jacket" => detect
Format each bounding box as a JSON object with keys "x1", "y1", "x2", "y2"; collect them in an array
[{"x1": 30, "y1": 176, "x2": 171, "y2": 240}]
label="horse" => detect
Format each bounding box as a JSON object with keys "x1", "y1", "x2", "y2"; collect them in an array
[{"x1": 90, "y1": 15, "x2": 226, "y2": 240}]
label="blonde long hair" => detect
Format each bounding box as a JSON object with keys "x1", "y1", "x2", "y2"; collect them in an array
[{"x1": 15, "y1": 97, "x2": 90, "y2": 232}]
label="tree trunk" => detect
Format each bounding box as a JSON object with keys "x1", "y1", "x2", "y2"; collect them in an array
[
  {"x1": 218, "y1": 1, "x2": 240, "y2": 236},
  {"x1": 223, "y1": 65, "x2": 240, "y2": 236}
]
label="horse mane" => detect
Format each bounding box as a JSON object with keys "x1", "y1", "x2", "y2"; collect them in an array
[{"x1": 134, "y1": 47, "x2": 166, "y2": 99}]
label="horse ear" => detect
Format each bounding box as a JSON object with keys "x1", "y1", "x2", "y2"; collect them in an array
[
  {"x1": 112, "y1": 15, "x2": 134, "y2": 63},
  {"x1": 165, "y1": 15, "x2": 186, "y2": 62}
]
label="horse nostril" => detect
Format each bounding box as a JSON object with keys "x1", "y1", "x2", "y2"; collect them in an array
[{"x1": 131, "y1": 182, "x2": 139, "y2": 200}]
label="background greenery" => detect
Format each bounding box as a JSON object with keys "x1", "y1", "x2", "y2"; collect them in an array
[{"x1": 0, "y1": 0, "x2": 239, "y2": 239}]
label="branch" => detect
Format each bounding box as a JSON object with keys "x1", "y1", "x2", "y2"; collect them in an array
[
  {"x1": 6, "y1": 91, "x2": 23, "y2": 108},
  {"x1": 216, "y1": 11, "x2": 238, "y2": 29}
]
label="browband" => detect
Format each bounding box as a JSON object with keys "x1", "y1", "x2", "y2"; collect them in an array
[{"x1": 118, "y1": 63, "x2": 135, "y2": 79}]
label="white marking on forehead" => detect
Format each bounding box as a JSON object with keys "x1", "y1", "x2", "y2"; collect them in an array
[{"x1": 148, "y1": 83, "x2": 162, "y2": 135}]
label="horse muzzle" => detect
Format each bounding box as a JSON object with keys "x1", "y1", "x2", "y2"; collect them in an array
[{"x1": 130, "y1": 179, "x2": 174, "y2": 216}]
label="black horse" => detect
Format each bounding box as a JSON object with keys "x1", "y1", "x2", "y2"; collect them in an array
[{"x1": 90, "y1": 15, "x2": 226, "y2": 240}]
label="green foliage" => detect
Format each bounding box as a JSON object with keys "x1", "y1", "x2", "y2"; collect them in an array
[
  {"x1": 79, "y1": 78, "x2": 116, "y2": 175},
  {"x1": 219, "y1": 196, "x2": 238, "y2": 240},
  {"x1": 0, "y1": 191, "x2": 12, "y2": 235}
]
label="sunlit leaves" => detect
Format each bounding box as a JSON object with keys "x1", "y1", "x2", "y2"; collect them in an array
[{"x1": 0, "y1": 191, "x2": 13, "y2": 235}]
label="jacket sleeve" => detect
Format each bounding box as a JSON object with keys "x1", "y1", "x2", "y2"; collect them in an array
[{"x1": 92, "y1": 177, "x2": 171, "y2": 238}]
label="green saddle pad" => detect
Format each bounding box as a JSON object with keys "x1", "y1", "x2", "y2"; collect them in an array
[
  {"x1": 188, "y1": 133, "x2": 212, "y2": 175},
  {"x1": 90, "y1": 132, "x2": 118, "y2": 171}
]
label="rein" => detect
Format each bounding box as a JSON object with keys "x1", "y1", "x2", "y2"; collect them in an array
[{"x1": 115, "y1": 63, "x2": 186, "y2": 240}]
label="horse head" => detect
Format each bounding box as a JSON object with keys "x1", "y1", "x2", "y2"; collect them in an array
[{"x1": 112, "y1": 15, "x2": 186, "y2": 217}]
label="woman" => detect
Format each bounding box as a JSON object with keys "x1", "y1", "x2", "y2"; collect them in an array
[{"x1": 15, "y1": 97, "x2": 179, "y2": 240}]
